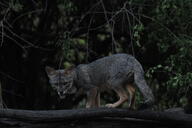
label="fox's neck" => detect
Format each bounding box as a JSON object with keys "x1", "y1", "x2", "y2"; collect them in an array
[{"x1": 72, "y1": 68, "x2": 78, "y2": 88}]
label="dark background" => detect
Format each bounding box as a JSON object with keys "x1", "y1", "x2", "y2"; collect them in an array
[{"x1": 0, "y1": 0, "x2": 192, "y2": 110}]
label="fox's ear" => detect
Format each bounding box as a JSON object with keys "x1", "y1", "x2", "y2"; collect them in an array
[
  {"x1": 64, "y1": 67, "x2": 75, "y2": 75},
  {"x1": 45, "y1": 66, "x2": 56, "y2": 75}
]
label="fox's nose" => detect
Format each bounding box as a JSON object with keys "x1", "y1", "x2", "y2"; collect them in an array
[
  {"x1": 58, "y1": 91, "x2": 63, "y2": 95},
  {"x1": 57, "y1": 91, "x2": 65, "y2": 96}
]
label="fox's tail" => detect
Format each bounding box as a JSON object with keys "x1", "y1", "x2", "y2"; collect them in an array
[{"x1": 133, "y1": 60, "x2": 154, "y2": 105}]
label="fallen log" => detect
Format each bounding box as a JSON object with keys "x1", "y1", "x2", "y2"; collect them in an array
[{"x1": 0, "y1": 108, "x2": 191, "y2": 128}]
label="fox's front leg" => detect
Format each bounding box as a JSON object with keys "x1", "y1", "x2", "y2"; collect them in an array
[
  {"x1": 86, "y1": 88, "x2": 98, "y2": 108},
  {"x1": 95, "y1": 92, "x2": 100, "y2": 107}
]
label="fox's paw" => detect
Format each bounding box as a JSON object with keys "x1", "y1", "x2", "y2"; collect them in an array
[{"x1": 105, "y1": 103, "x2": 116, "y2": 108}]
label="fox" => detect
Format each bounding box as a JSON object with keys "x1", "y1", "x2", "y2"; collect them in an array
[{"x1": 45, "y1": 53, "x2": 154, "y2": 109}]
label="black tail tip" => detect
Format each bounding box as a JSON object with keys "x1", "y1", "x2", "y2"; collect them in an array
[
  {"x1": 138, "y1": 99, "x2": 154, "y2": 110},
  {"x1": 138, "y1": 103, "x2": 154, "y2": 110}
]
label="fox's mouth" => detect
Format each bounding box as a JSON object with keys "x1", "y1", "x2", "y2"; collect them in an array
[{"x1": 57, "y1": 91, "x2": 66, "y2": 99}]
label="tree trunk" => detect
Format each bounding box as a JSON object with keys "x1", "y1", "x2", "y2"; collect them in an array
[{"x1": 0, "y1": 81, "x2": 3, "y2": 108}]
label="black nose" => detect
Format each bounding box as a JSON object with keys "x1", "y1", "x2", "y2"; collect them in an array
[
  {"x1": 58, "y1": 91, "x2": 66, "y2": 99},
  {"x1": 58, "y1": 91, "x2": 62, "y2": 94}
]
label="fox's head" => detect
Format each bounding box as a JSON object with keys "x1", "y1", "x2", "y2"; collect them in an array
[{"x1": 45, "y1": 66, "x2": 77, "y2": 99}]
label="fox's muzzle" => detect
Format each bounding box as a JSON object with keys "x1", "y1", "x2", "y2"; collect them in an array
[{"x1": 57, "y1": 91, "x2": 66, "y2": 99}]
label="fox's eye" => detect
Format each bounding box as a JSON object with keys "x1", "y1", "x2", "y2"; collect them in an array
[
  {"x1": 52, "y1": 86, "x2": 57, "y2": 89},
  {"x1": 63, "y1": 82, "x2": 68, "y2": 85},
  {"x1": 56, "y1": 83, "x2": 60, "y2": 86}
]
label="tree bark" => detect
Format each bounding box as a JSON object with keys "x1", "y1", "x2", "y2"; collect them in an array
[
  {"x1": 0, "y1": 108, "x2": 192, "y2": 128},
  {"x1": 0, "y1": 108, "x2": 191, "y2": 123}
]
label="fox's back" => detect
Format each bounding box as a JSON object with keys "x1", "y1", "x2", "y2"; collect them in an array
[{"x1": 85, "y1": 54, "x2": 139, "y2": 88}]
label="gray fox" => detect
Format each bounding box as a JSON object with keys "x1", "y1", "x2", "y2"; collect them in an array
[{"x1": 45, "y1": 54, "x2": 154, "y2": 108}]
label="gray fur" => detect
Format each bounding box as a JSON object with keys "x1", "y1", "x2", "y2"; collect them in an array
[{"x1": 46, "y1": 53, "x2": 154, "y2": 104}]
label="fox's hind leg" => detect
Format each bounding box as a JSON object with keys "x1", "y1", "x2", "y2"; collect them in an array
[
  {"x1": 126, "y1": 84, "x2": 136, "y2": 109},
  {"x1": 105, "y1": 87, "x2": 128, "y2": 108}
]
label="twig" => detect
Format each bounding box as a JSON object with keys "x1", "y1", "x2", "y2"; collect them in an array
[
  {"x1": 0, "y1": 31, "x2": 26, "y2": 52},
  {"x1": 0, "y1": 21, "x2": 4, "y2": 47},
  {"x1": 11, "y1": 9, "x2": 43, "y2": 25},
  {"x1": 0, "y1": 71, "x2": 24, "y2": 83},
  {"x1": 86, "y1": 12, "x2": 94, "y2": 62}
]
